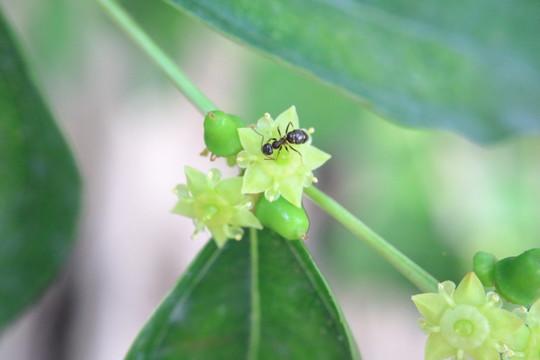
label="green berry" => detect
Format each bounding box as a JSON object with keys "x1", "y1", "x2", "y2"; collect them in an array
[
  {"x1": 474, "y1": 249, "x2": 540, "y2": 306},
  {"x1": 204, "y1": 110, "x2": 243, "y2": 157},
  {"x1": 493, "y1": 248, "x2": 540, "y2": 306},
  {"x1": 255, "y1": 196, "x2": 309, "y2": 240},
  {"x1": 473, "y1": 251, "x2": 496, "y2": 287}
]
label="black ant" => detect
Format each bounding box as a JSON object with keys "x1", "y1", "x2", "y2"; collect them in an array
[{"x1": 254, "y1": 122, "x2": 309, "y2": 159}]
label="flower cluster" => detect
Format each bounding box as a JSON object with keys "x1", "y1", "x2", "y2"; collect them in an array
[
  {"x1": 172, "y1": 106, "x2": 329, "y2": 247},
  {"x1": 412, "y1": 272, "x2": 530, "y2": 359}
]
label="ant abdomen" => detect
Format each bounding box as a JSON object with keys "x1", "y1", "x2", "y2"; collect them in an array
[{"x1": 286, "y1": 129, "x2": 309, "y2": 145}]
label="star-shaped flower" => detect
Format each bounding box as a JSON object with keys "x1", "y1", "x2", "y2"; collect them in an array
[
  {"x1": 172, "y1": 166, "x2": 262, "y2": 247},
  {"x1": 514, "y1": 300, "x2": 540, "y2": 360},
  {"x1": 236, "y1": 106, "x2": 331, "y2": 207},
  {"x1": 524, "y1": 300, "x2": 540, "y2": 360},
  {"x1": 412, "y1": 273, "x2": 525, "y2": 360}
]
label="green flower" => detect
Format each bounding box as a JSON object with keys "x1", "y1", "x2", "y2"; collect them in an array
[
  {"x1": 236, "y1": 106, "x2": 331, "y2": 207},
  {"x1": 172, "y1": 166, "x2": 262, "y2": 247},
  {"x1": 515, "y1": 300, "x2": 540, "y2": 360},
  {"x1": 412, "y1": 272, "x2": 525, "y2": 360}
]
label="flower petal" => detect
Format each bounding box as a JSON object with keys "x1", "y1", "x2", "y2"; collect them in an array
[
  {"x1": 174, "y1": 184, "x2": 190, "y2": 198},
  {"x1": 242, "y1": 166, "x2": 272, "y2": 194},
  {"x1": 209, "y1": 225, "x2": 228, "y2": 247},
  {"x1": 425, "y1": 333, "x2": 456, "y2": 360},
  {"x1": 412, "y1": 293, "x2": 449, "y2": 324},
  {"x1": 483, "y1": 307, "x2": 524, "y2": 340},
  {"x1": 207, "y1": 168, "x2": 222, "y2": 187},
  {"x1": 279, "y1": 175, "x2": 305, "y2": 208},
  {"x1": 230, "y1": 209, "x2": 262, "y2": 229},
  {"x1": 238, "y1": 127, "x2": 263, "y2": 154},
  {"x1": 274, "y1": 105, "x2": 299, "y2": 134},
  {"x1": 302, "y1": 145, "x2": 332, "y2": 170},
  {"x1": 504, "y1": 324, "x2": 531, "y2": 354},
  {"x1": 454, "y1": 272, "x2": 486, "y2": 306},
  {"x1": 171, "y1": 199, "x2": 194, "y2": 217},
  {"x1": 185, "y1": 166, "x2": 210, "y2": 196},
  {"x1": 529, "y1": 299, "x2": 540, "y2": 328},
  {"x1": 216, "y1": 177, "x2": 244, "y2": 204},
  {"x1": 467, "y1": 342, "x2": 499, "y2": 360},
  {"x1": 525, "y1": 328, "x2": 540, "y2": 360}
]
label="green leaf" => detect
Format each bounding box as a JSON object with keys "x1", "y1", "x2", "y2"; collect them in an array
[
  {"x1": 0, "y1": 9, "x2": 80, "y2": 329},
  {"x1": 127, "y1": 229, "x2": 359, "y2": 359},
  {"x1": 168, "y1": 0, "x2": 540, "y2": 142}
]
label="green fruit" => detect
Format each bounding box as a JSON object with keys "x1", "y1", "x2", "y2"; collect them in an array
[
  {"x1": 473, "y1": 251, "x2": 497, "y2": 287},
  {"x1": 255, "y1": 196, "x2": 310, "y2": 240},
  {"x1": 203, "y1": 110, "x2": 243, "y2": 157},
  {"x1": 493, "y1": 248, "x2": 540, "y2": 306},
  {"x1": 473, "y1": 248, "x2": 540, "y2": 306}
]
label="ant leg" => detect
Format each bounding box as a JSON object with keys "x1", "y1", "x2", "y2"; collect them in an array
[
  {"x1": 289, "y1": 145, "x2": 302, "y2": 158},
  {"x1": 276, "y1": 146, "x2": 284, "y2": 159},
  {"x1": 285, "y1": 121, "x2": 293, "y2": 134}
]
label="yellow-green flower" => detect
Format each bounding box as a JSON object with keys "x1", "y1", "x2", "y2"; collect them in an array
[
  {"x1": 509, "y1": 299, "x2": 540, "y2": 360},
  {"x1": 412, "y1": 273, "x2": 525, "y2": 360},
  {"x1": 524, "y1": 300, "x2": 540, "y2": 360},
  {"x1": 236, "y1": 106, "x2": 331, "y2": 207},
  {"x1": 172, "y1": 166, "x2": 262, "y2": 247}
]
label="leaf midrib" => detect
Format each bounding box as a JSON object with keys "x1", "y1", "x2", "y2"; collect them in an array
[
  {"x1": 246, "y1": 231, "x2": 357, "y2": 360},
  {"x1": 247, "y1": 228, "x2": 260, "y2": 360}
]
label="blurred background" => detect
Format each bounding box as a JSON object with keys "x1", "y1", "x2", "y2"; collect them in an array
[{"x1": 1, "y1": 0, "x2": 539, "y2": 359}]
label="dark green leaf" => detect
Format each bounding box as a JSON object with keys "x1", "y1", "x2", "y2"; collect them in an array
[
  {"x1": 127, "y1": 230, "x2": 359, "y2": 359},
  {"x1": 0, "y1": 10, "x2": 80, "y2": 329},
  {"x1": 168, "y1": 0, "x2": 540, "y2": 142}
]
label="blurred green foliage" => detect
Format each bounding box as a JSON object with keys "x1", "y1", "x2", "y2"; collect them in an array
[
  {"x1": 0, "y1": 9, "x2": 80, "y2": 330},
  {"x1": 25, "y1": 0, "x2": 199, "y2": 88},
  {"x1": 171, "y1": 0, "x2": 540, "y2": 142}
]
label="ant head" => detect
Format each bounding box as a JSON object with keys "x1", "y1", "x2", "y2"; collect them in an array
[{"x1": 262, "y1": 143, "x2": 273, "y2": 156}]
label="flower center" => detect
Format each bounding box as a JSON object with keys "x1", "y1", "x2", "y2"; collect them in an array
[
  {"x1": 453, "y1": 319, "x2": 474, "y2": 337},
  {"x1": 193, "y1": 193, "x2": 230, "y2": 224},
  {"x1": 440, "y1": 305, "x2": 490, "y2": 350}
]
